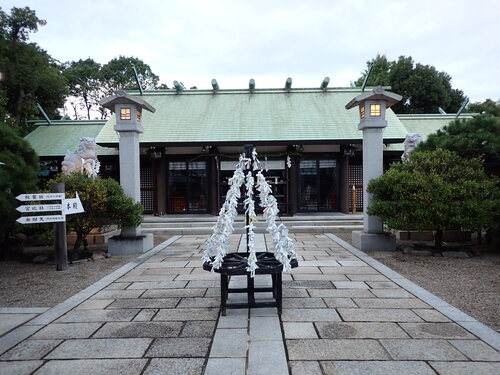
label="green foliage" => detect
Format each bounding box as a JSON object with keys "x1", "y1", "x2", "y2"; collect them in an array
[
  {"x1": 0, "y1": 122, "x2": 39, "y2": 244},
  {"x1": 47, "y1": 173, "x2": 143, "y2": 237},
  {"x1": 62, "y1": 55, "x2": 163, "y2": 119},
  {"x1": 417, "y1": 115, "x2": 500, "y2": 166},
  {"x1": 0, "y1": 6, "x2": 46, "y2": 42},
  {"x1": 0, "y1": 6, "x2": 67, "y2": 135},
  {"x1": 356, "y1": 55, "x2": 467, "y2": 114},
  {"x1": 100, "y1": 56, "x2": 159, "y2": 94},
  {"x1": 467, "y1": 99, "x2": 500, "y2": 117},
  {"x1": 367, "y1": 149, "x2": 499, "y2": 248}
]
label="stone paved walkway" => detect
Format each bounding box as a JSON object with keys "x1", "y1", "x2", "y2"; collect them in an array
[{"x1": 0, "y1": 233, "x2": 499, "y2": 374}]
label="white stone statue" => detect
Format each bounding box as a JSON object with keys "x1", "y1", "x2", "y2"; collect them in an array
[
  {"x1": 401, "y1": 133, "x2": 423, "y2": 162},
  {"x1": 61, "y1": 137, "x2": 100, "y2": 177}
]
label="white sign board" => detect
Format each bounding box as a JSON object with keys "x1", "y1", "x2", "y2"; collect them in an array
[
  {"x1": 16, "y1": 193, "x2": 66, "y2": 201},
  {"x1": 16, "y1": 192, "x2": 84, "y2": 225},
  {"x1": 16, "y1": 204, "x2": 63, "y2": 213},
  {"x1": 62, "y1": 192, "x2": 84, "y2": 215},
  {"x1": 16, "y1": 215, "x2": 66, "y2": 224}
]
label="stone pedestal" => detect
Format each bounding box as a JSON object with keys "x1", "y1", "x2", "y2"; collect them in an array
[
  {"x1": 352, "y1": 230, "x2": 396, "y2": 252},
  {"x1": 108, "y1": 233, "x2": 154, "y2": 255}
]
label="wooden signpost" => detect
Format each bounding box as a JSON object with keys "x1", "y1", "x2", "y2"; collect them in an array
[{"x1": 16, "y1": 183, "x2": 84, "y2": 271}]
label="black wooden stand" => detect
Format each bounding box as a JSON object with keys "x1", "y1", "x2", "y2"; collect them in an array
[{"x1": 203, "y1": 252, "x2": 298, "y2": 315}]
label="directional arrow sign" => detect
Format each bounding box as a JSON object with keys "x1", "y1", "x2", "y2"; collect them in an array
[
  {"x1": 63, "y1": 192, "x2": 85, "y2": 215},
  {"x1": 16, "y1": 204, "x2": 63, "y2": 213},
  {"x1": 16, "y1": 193, "x2": 65, "y2": 201},
  {"x1": 16, "y1": 215, "x2": 65, "y2": 224}
]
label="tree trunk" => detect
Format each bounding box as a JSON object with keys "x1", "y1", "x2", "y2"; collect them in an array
[
  {"x1": 434, "y1": 228, "x2": 443, "y2": 251},
  {"x1": 70, "y1": 232, "x2": 83, "y2": 260}
]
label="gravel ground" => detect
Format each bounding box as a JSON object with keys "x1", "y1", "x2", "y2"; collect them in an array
[
  {"x1": 1, "y1": 232, "x2": 498, "y2": 333},
  {"x1": 334, "y1": 231, "x2": 500, "y2": 332}
]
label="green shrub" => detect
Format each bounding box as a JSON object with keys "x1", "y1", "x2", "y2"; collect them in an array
[
  {"x1": 47, "y1": 173, "x2": 143, "y2": 257},
  {"x1": 367, "y1": 149, "x2": 499, "y2": 249}
]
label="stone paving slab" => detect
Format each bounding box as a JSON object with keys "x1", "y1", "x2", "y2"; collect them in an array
[
  {"x1": 315, "y1": 322, "x2": 410, "y2": 339},
  {"x1": 287, "y1": 339, "x2": 390, "y2": 360},
  {"x1": 209, "y1": 328, "x2": 248, "y2": 357},
  {"x1": 321, "y1": 360, "x2": 436, "y2": 375},
  {"x1": 248, "y1": 340, "x2": 288, "y2": 375},
  {"x1": 379, "y1": 338, "x2": 468, "y2": 360},
  {"x1": 31, "y1": 323, "x2": 102, "y2": 339},
  {"x1": 337, "y1": 307, "x2": 423, "y2": 322},
  {"x1": 93, "y1": 321, "x2": 183, "y2": 338},
  {"x1": 204, "y1": 358, "x2": 246, "y2": 375},
  {"x1": 429, "y1": 361, "x2": 500, "y2": 375},
  {"x1": 145, "y1": 337, "x2": 211, "y2": 358},
  {"x1": 399, "y1": 322, "x2": 476, "y2": 339},
  {"x1": 1, "y1": 339, "x2": 62, "y2": 360},
  {"x1": 143, "y1": 358, "x2": 204, "y2": 375},
  {"x1": 35, "y1": 359, "x2": 148, "y2": 375},
  {"x1": 0, "y1": 360, "x2": 43, "y2": 375},
  {"x1": 46, "y1": 338, "x2": 152, "y2": 359}
]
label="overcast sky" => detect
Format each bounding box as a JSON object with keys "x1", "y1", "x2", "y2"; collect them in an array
[{"x1": 3, "y1": 0, "x2": 499, "y2": 103}]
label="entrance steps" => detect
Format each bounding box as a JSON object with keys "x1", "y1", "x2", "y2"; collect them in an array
[{"x1": 142, "y1": 214, "x2": 363, "y2": 235}]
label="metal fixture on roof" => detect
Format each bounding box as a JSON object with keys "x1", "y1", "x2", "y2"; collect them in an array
[
  {"x1": 320, "y1": 77, "x2": 330, "y2": 91},
  {"x1": 211, "y1": 79, "x2": 219, "y2": 91},
  {"x1": 249, "y1": 79, "x2": 255, "y2": 91},
  {"x1": 361, "y1": 63, "x2": 373, "y2": 92},
  {"x1": 173, "y1": 81, "x2": 185, "y2": 92},
  {"x1": 455, "y1": 99, "x2": 469, "y2": 118},
  {"x1": 285, "y1": 77, "x2": 292, "y2": 91},
  {"x1": 298, "y1": 145, "x2": 304, "y2": 152},
  {"x1": 36, "y1": 103, "x2": 51, "y2": 125},
  {"x1": 132, "y1": 65, "x2": 143, "y2": 95},
  {"x1": 438, "y1": 107, "x2": 447, "y2": 115},
  {"x1": 343, "y1": 144, "x2": 356, "y2": 157}
]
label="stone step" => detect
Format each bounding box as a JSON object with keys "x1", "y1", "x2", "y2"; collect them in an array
[
  {"x1": 142, "y1": 225, "x2": 362, "y2": 235},
  {"x1": 142, "y1": 220, "x2": 362, "y2": 229}
]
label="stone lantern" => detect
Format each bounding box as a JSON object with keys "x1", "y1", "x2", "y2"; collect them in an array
[
  {"x1": 100, "y1": 90, "x2": 156, "y2": 254},
  {"x1": 345, "y1": 86, "x2": 402, "y2": 251}
]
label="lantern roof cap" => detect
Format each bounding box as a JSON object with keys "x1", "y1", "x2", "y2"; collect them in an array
[
  {"x1": 100, "y1": 90, "x2": 156, "y2": 113},
  {"x1": 345, "y1": 86, "x2": 402, "y2": 110}
]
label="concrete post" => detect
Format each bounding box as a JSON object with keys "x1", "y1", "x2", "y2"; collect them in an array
[{"x1": 345, "y1": 87, "x2": 402, "y2": 251}]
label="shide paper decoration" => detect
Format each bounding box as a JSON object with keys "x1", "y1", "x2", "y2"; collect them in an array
[{"x1": 202, "y1": 147, "x2": 297, "y2": 277}]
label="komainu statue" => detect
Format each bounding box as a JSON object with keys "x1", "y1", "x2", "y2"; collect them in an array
[
  {"x1": 401, "y1": 133, "x2": 423, "y2": 162},
  {"x1": 61, "y1": 137, "x2": 100, "y2": 177}
]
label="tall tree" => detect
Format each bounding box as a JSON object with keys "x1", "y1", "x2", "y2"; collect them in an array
[
  {"x1": 356, "y1": 55, "x2": 467, "y2": 114},
  {"x1": 0, "y1": 122, "x2": 39, "y2": 249},
  {"x1": 62, "y1": 58, "x2": 103, "y2": 119},
  {"x1": 100, "y1": 56, "x2": 159, "y2": 94},
  {"x1": 0, "y1": 6, "x2": 67, "y2": 135}
]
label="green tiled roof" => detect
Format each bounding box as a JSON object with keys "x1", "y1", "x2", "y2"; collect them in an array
[
  {"x1": 386, "y1": 113, "x2": 476, "y2": 151},
  {"x1": 25, "y1": 120, "x2": 118, "y2": 157},
  {"x1": 96, "y1": 88, "x2": 409, "y2": 145}
]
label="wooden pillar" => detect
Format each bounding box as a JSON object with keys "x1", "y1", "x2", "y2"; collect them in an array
[
  {"x1": 340, "y1": 155, "x2": 350, "y2": 213},
  {"x1": 288, "y1": 155, "x2": 299, "y2": 215},
  {"x1": 153, "y1": 156, "x2": 166, "y2": 215},
  {"x1": 208, "y1": 154, "x2": 219, "y2": 215}
]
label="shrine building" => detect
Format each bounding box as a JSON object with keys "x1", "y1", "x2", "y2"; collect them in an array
[{"x1": 25, "y1": 81, "x2": 473, "y2": 216}]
